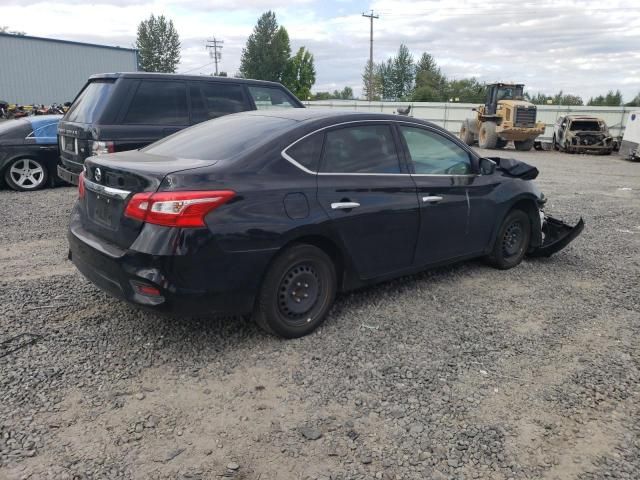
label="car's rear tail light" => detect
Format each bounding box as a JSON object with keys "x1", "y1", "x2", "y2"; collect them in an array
[
  {"x1": 78, "y1": 171, "x2": 86, "y2": 198},
  {"x1": 131, "y1": 281, "x2": 162, "y2": 297},
  {"x1": 91, "y1": 140, "x2": 115, "y2": 156},
  {"x1": 124, "y1": 190, "x2": 235, "y2": 228}
]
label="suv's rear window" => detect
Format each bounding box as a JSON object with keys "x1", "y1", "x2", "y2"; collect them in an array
[
  {"x1": 124, "y1": 80, "x2": 189, "y2": 125},
  {"x1": 142, "y1": 114, "x2": 294, "y2": 160},
  {"x1": 65, "y1": 80, "x2": 115, "y2": 124}
]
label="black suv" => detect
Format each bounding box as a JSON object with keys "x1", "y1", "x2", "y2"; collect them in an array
[{"x1": 57, "y1": 72, "x2": 304, "y2": 185}]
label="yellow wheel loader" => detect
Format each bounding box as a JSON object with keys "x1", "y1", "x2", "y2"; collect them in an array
[{"x1": 459, "y1": 83, "x2": 545, "y2": 151}]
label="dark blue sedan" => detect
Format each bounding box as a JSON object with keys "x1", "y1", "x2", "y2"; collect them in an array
[
  {"x1": 0, "y1": 115, "x2": 61, "y2": 191},
  {"x1": 68, "y1": 110, "x2": 583, "y2": 338}
]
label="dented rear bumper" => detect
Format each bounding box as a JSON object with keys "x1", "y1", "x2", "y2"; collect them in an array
[{"x1": 528, "y1": 216, "x2": 585, "y2": 258}]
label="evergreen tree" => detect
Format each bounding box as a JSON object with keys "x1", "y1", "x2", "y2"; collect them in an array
[
  {"x1": 239, "y1": 11, "x2": 291, "y2": 82},
  {"x1": 391, "y1": 44, "x2": 414, "y2": 99},
  {"x1": 282, "y1": 47, "x2": 316, "y2": 100},
  {"x1": 136, "y1": 14, "x2": 181, "y2": 73},
  {"x1": 588, "y1": 90, "x2": 623, "y2": 106}
]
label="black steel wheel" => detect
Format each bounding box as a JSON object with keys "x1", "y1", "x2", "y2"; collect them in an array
[
  {"x1": 487, "y1": 209, "x2": 531, "y2": 269},
  {"x1": 253, "y1": 244, "x2": 337, "y2": 338}
]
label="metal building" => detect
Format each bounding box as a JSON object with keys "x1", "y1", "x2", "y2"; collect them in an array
[{"x1": 0, "y1": 33, "x2": 138, "y2": 105}]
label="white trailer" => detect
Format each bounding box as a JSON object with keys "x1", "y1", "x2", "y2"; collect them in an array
[{"x1": 620, "y1": 111, "x2": 639, "y2": 161}]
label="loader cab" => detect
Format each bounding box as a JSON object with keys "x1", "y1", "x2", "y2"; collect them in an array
[{"x1": 485, "y1": 83, "x2": 525, "y2": 115}]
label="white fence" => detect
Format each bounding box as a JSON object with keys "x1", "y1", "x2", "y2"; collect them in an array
[{"x1": 306, "y1": 100, "x2": 631, "y2": 141}]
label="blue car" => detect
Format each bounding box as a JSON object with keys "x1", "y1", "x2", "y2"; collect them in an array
[{"x1": 0, "y1": 115, "x2": 61, "y2": 191}]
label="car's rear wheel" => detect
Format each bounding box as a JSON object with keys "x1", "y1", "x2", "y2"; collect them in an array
[
  {"x1": 487, "y1": 209, "x2": 531, "y2": 270},
  {"x1": 253, "y1": 244, "x2": 337, "y2": 338},
  {"x1": 4, "y1": 158, "x2": 48, "y2": 191}
]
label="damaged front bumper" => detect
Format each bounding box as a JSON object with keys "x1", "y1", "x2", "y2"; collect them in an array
[{"x1": 528, "y1": 215, "x2": 584, "y2": 258}]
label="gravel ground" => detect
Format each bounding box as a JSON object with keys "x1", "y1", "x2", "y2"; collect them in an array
[{"x1": 1, "y1": 148, "x2": 639, "y2": 480}]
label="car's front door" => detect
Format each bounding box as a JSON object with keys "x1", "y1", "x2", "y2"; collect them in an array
[
  {"x1": 397, "y1": 124, "x2": 491, "y2": 266},
  {"x1": 316, "y1": 123, "x2": 420, "y2": 279}
]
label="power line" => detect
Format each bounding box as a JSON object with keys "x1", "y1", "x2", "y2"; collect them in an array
[
  {"x1": 205, "y1": 36, "x2": 224, "y2": 75},
  {"x1": 180, "y1": 60, "x2": 216, "y2": 74},
  {"x1": 362, "y1": 10, "x2": 379, "y2": 102}
]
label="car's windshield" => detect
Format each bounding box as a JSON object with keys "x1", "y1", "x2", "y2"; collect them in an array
[
  {"x1": 64, "y1": 79, "x2": 115, "y2": 124},
  {"x1": 142, "y1": 114, "x2": 294, "y2": 160},
  {"x1": 569, "y1": 120, "x2": 602, "y2": 132}
]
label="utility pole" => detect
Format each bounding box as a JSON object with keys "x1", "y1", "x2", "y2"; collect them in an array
[
  {"x1": 205, "y1": 37, "x2": 224, "y2": 75},
  {"x1": 362, "y1": 10, "x2": 378, "y2": 101}
]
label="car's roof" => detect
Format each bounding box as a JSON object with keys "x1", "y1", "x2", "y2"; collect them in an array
[
  {"x1": 565, "y1": 115, "x2": 603, "y2": 120},
  {"x1": 89, "y1": 72, "x2": 288, "y2": 88}
]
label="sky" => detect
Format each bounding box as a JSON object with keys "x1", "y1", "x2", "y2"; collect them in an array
[{"x1": 1, "y1": 0, "x2": 639, "y2": 101}]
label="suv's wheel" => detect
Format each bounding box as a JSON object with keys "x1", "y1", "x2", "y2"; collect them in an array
[
  {"x1": 514, "y1": 139, "x2": 534, "y2": 151},
  {"x1": 478, "y1": 122, "x2": 498, "y2": 149},
  {"x1": 4, "y1": 158, "x2": 48, "y2": 191},
  {"x1": 253, "y1": 244, "x2": 337, "y2": 338},
  {"x1": 496, "y1": 138, "x2": 508, "y2": 149},
  {"x1": 487, "y1": 209, "x2": 531, "y2": 270}
]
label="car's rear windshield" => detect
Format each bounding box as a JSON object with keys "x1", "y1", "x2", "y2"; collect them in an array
[
  {"x1": 570, "y1": 121, "x2": 601, "y2": 131},
  {"x1": 142, "y1": 114, "x2": 295, "y2": 160},
  {"x1": 64, "y1": 79, "x2": 115, "y2": 124}
]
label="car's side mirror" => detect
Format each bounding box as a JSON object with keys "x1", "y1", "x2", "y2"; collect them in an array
[{"x1": 479, "y1": 157, "x2": 496, "y2": 175}]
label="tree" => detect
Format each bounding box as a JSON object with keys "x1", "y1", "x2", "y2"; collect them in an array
[
  {"x1": 282, "y1": 47, "x2": 316, "y2": 100},
  {"x1": 626, "y1": 92, "x2": 640, "y2": 107},
  {"x1": 412, "y1": 52, "x2": 447, "y2": 101},
  {"x1": 340, "y1": 86, "x2": 354, "y2": 100},
  {"x1": 445, "y1": 78, "x2": 485, "y2": 103},
  {"x1": 391, "y1": 44, "x2": 414, "y2": 99},
  {"x1": 135, "y1": 14, "x2": 180, "y2": 73},
  {"x1": 239, "y1": 11, "x2": 291, "y2": 82},
  {"x1": 529, "y1": 91, "x2": 583, "y2": 105},
  {"x1": 588, "y1": 90, "x2": 623, "y2": 106},
  {"x1": 361, "y1": 60, "x2": 380, "y2": 101},
  {"x1": 376, "y1": 59, "x2": 395, "y2": 100},
  {"x1": 0, "y1": 26, "x2": 25, "y2": 35}
]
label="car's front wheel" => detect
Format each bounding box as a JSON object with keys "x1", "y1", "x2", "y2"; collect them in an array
[
  {"x1": 4, "y1": 157, "x2": 48, "y2": 191},
  {"x1": 487, "y1": 209, "x2": 531, "y2": 270},
  {"x1": 253, "y1": 244, "x2": 337, "y2": 338}
]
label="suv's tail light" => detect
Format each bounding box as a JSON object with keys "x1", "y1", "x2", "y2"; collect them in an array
[
  {"x1": 124, "y1": 190, "x2": 235, "y2": 228},
  {"x1": 78, "y1": 171, "x2": 86, "y2": 198},
  {"x1": 91, "y1": 140, "x2": 115, "y2": 156}
]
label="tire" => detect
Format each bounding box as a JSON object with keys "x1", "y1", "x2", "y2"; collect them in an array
[
  {"x1": 459, "y1": 121, "x2": 475, "y2": 146},
  {"x1": 253, "y1": 244, "x2": 337, "y2": 338},
  {"x1": 478, "y1": 122, "x2": 498, "y2": 149},
  {"x1": 496, "y1": 138, "x2": 508, "y2": 149},
  {"x1": 487, "y1": 209, "x2": 531, "y2": 270},
  {"x1": 552, "y1": 135, "x2": 560, "y2": 151},
  {"x1": 4, "y1": 157, "x2": 48, "y2": 191},
  {"x1": 514, "y1": 139, "x2": 534, "y2": 151}
]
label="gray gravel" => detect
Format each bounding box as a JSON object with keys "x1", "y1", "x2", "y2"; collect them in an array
[{"x1": 1, "y1": 148, "x2": 639, "y2": 480}]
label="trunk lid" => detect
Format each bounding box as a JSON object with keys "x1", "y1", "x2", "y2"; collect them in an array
[{"x1": 81, "y1": 151, "x2": 217, "y2": 249}]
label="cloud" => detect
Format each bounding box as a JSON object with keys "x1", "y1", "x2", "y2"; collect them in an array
[{"x1": 1, "y1": 0, "x2": 638, "y2": 101}]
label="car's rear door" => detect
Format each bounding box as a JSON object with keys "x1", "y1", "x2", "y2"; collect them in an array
[
  {"x1": 316, "y1": 122, "x2": 420, "y2": 279},
  {"x1": 397, "y1": 124, "x2": 490, "y2": 265}
]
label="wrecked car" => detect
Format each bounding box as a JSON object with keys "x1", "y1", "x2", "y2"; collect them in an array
[
  {"x1": 67, "y1": 111, "x2": 583, "y2": 338},
  {"x1": 553, "y1": 115, "x2": 614, "y2": 154}
]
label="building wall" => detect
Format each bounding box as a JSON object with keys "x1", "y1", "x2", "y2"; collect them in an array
[
  {"x1": 307, "y1": 100, "x2": 631, "y2": 141},
  {"x1": 0, "y1": 34, "x2": 137, "y2": 105}
]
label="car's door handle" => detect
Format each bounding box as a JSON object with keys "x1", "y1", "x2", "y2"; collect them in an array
[
  {"x1": 331, "y1": 202, "x2": 361, "y2": 210},
  {"x1": 422, "y1": 196, "x2": 443, "y2": 203}
]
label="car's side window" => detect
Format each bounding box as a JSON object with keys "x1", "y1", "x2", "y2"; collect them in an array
[
  {"x1": 124, "y1": 80, "x2": 188, "y2": 125},
  {"x1": 30, "y1": 122, "x2": 58, "y2": 140},
  {"x1": 248, "y1": 86, "x2": 298, "y2": 110},
  {"x1": 284, "y1": 132, "x2": 324, "y2": 172},
  {"x1": 199, "y1": 83, "x2": 248, "y2": 121},
  {"x1": 321, "y1": 125, "x2": 401, "y2": 174},
  {"x1": 399, "y1": 126, "x2": 472, "y2": 175}
]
